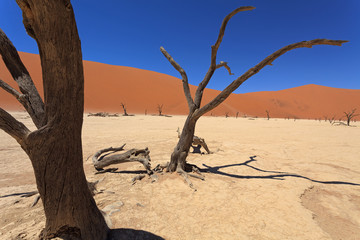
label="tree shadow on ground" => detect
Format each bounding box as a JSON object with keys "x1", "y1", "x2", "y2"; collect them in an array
[
  {"x1": 113, "y1": 170, "x2": 148, "y2": 175},
  {"x1": 0, "y1": 191, "x2": 38, "y2": 198},
  {"x1": 202, "y1": 156, "x2": 360, "y2": 186},
  {"x1": 108, "y1": 228, "x2": 165, "y2": 240}
]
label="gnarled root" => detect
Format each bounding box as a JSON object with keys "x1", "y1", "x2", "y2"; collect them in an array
[{"x1": 176, "y1": 165, "x2": 204, "y2": 190}]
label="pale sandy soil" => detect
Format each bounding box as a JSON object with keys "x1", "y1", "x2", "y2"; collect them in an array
[{"x1": 1, "y1": 112, "x2": 360, "y2": 240}]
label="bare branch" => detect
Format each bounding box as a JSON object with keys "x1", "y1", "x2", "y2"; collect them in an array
[
  {"x1": 92, "y1": 146, "x2": 152, "y2": 174},
  {"x1": 160, "y1": 47, "x2": 194, "y2": 109},
  {"x1": 216, "y1": 61, "x2": 234, "y2": 75},
  {"x1": 0, "y1": 108, "x2": 30, "y2": 144},
  {"x1": 193, "y1": 39, "x2": 348, "y2": 119},
  {"x1": 344, "y1": 109, "x2": 358, "y2": 118},
  {"x1": 0, "y1": 28, "x2": 45, "y2": 128},
  {"x1": 91, "y1": 144, "x2": 126, "y2": 166},
  {"x1": 194, "y1": 6, "x2": 255, "y2": 107},
  {"x1": 0, "y1": 79, "x2": 22, "y2": 99},
  {"x1": 0, "y1": 79, "x2": 39, "y2": 118}
]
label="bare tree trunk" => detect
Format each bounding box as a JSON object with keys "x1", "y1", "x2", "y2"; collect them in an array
[
  {"x1": 26, "y1": 134, "x2": 108, "y2": 239},
  {"x1": 168, "y1": 114, "x2": 198, "y2": 172},
  {"x1": 1, "y1": 1, "x2": 109, "y2": 239},
  {"x1": 266, "y1": 110, "x2": 270, "y2": 120},
  {"x1": 120, "y1": 103, "x2": 128, "y2": 116}
]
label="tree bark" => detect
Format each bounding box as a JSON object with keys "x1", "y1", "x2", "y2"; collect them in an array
[
  {"x1": 0, "y1": 28, "x2": 45, "y2": 128},
  {"x1": 25, "y1": 131, "x2": 108, "y2": 240},
  {"x1": 168, "y1": 114, "x2": 198, "y2": 172},
  {"x1": 0, "y1": 1, "x2": 109, "y2": 239}
]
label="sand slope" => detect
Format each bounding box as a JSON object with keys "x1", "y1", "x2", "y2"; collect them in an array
[
  {"x1": 1, "y1": 52, "x2": 359, "y2": 120},
  {"x1": 0, "y1": 113, "x2": 360, "y2": 239}
]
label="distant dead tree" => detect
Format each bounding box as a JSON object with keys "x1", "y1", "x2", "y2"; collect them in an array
[
  {"x1": 225, "y1": 112, "x2": 229, "y2": 118},
  {"x1": 265, "y1": 110, "x2": 270, "y2": 120},
  {"x1": 145, "y1": 109, "x2": 147, "y2": 115},
  {"x1": 329, "y1": 115, "x2": 336, "y2": 124},
  {"x1": 157, "y1": 104, "x2": 164, "y2": 116},
  {"x1": 236, "y1": 112, "x2": 239, "y2": 118},
  {"x1": 160, "y1": 6, "x2": 346, "y2": 177},
  {"x1": 0, "y1": 2, "x2": 108, "y2": 239},
  {"x1": 343, "y1": 109, "x2": 359, "y2": 126},
  {"x1": 120, "y1": 102, "x2": 129, "y2": 116}
]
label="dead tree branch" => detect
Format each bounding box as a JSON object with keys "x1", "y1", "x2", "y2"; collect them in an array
[
  {"x1": 92, "y1": 144, "x2": 126, "y2": 163},
  {"x1": 193, "y1": 39, "x2": 348, "y2": 119},
  {"x1": 92, "y1": 145, "x2": 152, "y2": 174},
  {"x1": 0, "y1": 108, "x2": 30, "y2": 144},
  {"x1": 0, "y1": 28, "x2": 45, "y2": 128},
  {"x1": 0, "y1": 79, "x2": 22, "y2": 99},
  {"x1": 87, "y1": 112, "x2": 118, "y2": 117},
  {"x1": 194, "y1": 6, "x2": 255, "y2": 107},
  {"x1": 216, "y1": 61, "x2": 234, "y2": 75},
  {"x1": 160, "y1": 47, "x2": 194, "y2": 109}
]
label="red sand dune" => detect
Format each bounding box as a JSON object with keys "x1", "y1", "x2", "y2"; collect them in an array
[{"x1": 1, "y1": 52, "x2": 359, "y2": 120}]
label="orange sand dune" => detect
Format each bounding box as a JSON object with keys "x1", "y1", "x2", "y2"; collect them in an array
[{"x1": 1, "y1": 52, "x2": 359, "y2": 119}]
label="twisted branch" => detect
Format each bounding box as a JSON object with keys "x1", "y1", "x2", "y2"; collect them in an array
[
  {"x1": 194, "y1": 6, "x2": 255, "y2": 107},
  {"x1": 0, "y1": 79, "x2": 22, "y2": 99},
  {"x1": 216, "y1": 61, "x2": 234, "y2": 75},
  {"x1": 0, "y1": 108, "x2": 30, "y2": 144},
  {"x1": 160, "y1": 47, "x2": 194, "y2": 109},
  {"x1": 0, "y1": 28, "x2": 45, "y2": 128},
  {"x1": 193, "y1": 39, "x2": 348, "y2": 118}
]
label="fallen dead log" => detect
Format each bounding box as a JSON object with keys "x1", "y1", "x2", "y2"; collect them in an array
[
  {"x1": 92, "y1": 144, "x2": 152, "y2": 174},
  {"x1": 87, "y1": 112, "x2": 119, "y2": 117}
]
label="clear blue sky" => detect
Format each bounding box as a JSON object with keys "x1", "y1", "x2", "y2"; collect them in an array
[{"x1": 1, "y1": 0, "x2": 359, "y2": 93}]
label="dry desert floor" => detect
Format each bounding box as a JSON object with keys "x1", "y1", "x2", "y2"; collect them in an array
[{"x1": 1, "y1": 112, "x2": 360, "y2": 240}]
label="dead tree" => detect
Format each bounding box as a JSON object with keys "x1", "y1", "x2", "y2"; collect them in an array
[
  {"x1": 120, "y1": 102, "x2": 129, "y2": 116},
  {"x1": 0, "y1": 2, "x2": 108, "y2": 240},
  {"x1": 343, "y1": 109, "x2": 359, "y2": 126},
  {"x1": 92, "y1": 144, "x2": 152, "y2": 174},
  {"x1": 157, "y1": 104, "x2": 164, "y2": 116},
  {"x1": 160, "y1": 6, "x2": 347, "y2": 174},
  {"x1": 225, "y1": 112, "x2": 229, "y2": 118},
  {"x1": 266, "y1": 110, "x2": 270, "y2": 120},
  {"x1": 329, "y1": 115, "x2": 336, "y2": 124},
  {"x1": 236, "y1": 112, "x2": 239, "y2": 118}
]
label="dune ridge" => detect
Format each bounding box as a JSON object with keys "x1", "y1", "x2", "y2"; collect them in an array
[{"x1": 1, "y1": 52, "x2": 359, "y2": 120}]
